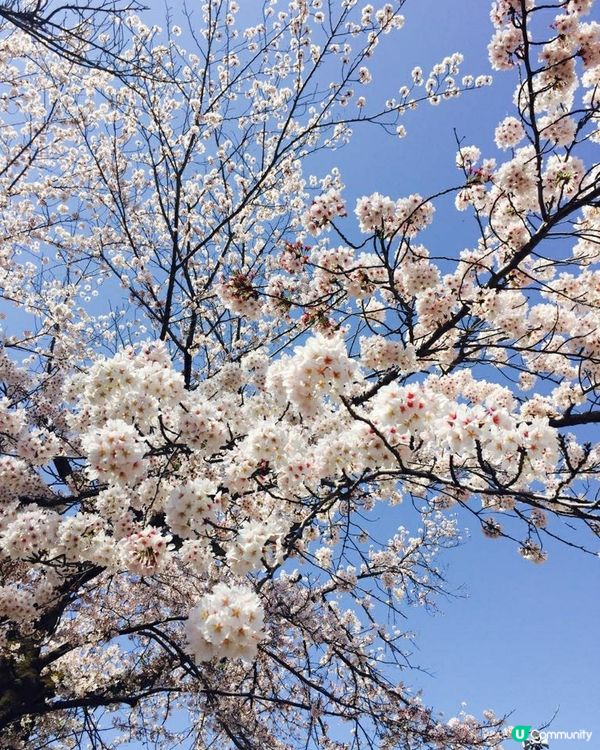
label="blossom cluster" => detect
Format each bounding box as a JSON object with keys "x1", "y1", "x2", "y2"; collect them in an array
[
  {"x1": 355, "y1": 192, "x2": 435, "y2": 237},
  {"x1": 304, "y1": 188, "x2": 347, "y2": 234},
  {"x1": 184, "y1": 583, "x2": 265, "y2": 662}
]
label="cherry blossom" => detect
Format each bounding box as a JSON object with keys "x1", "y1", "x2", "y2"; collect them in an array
[{"x1": 0, "y1": 0, "x2": 599, "y2": 748}]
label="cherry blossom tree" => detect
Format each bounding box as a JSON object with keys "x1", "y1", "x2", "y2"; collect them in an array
[{"x1": 0, "y1": 0, "x2": 599, "y2": 748}]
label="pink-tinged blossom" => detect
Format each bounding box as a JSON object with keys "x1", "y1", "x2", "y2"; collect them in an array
[
  {"x1": 519, "y1": 540, "x2": 548, "y2": 563},
  {"x1": 217, "y1": 272, "x2": 262, "y2": 318},
  {"x1": 267, "y1": 333, "x2": 359, "y2": 415},
  {"x1": 355, "y1": 192, "x2": 434, "y2": 237},
  {"x1": 355, "y1": 192, "x2": 398, "y2": 235},
  {"x1": 494, "y1": 116, "x2": 525, "y2": 149},
  {"x1": 543, "y1": 154, "x2": 585, "y2": 199},
  {"x1": 304, "y1": 189, "x2": 347, "y2": 234},
  {"x1": 538, "y1": 114, "x2": 577, "y2": 146},
  {"x1": 0, "y1": 509, "x2": 59, "y2": 559},
  {"x1": 488, "y1": 26, "x2": 523, "y2": 70},
  {"x1": 360, "y1": 336, "x2": 417, "y2": 373},
  {"x1": 177, "y1": 401, "x2": 226, "y2": 454},
  {"x1": 118, "y1": 526, "x2": 173, "y2": 576},
  {"x1": 490, "y1": 0, "x2": 533, "y2": 28},
  {"x1": 567, "y1": 0, "x2": 594, "y2": 13},
  {"x1": 456, "y1": 145, "x2": 481, "y2": 169}
]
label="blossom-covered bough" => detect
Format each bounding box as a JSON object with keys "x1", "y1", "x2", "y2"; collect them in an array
[
  {"x1": 0, "y1": 0, "x2": 598, "y2": 747},
  {"x1": 0, "y1": 0, "x2": 150, "y2": 76}
]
